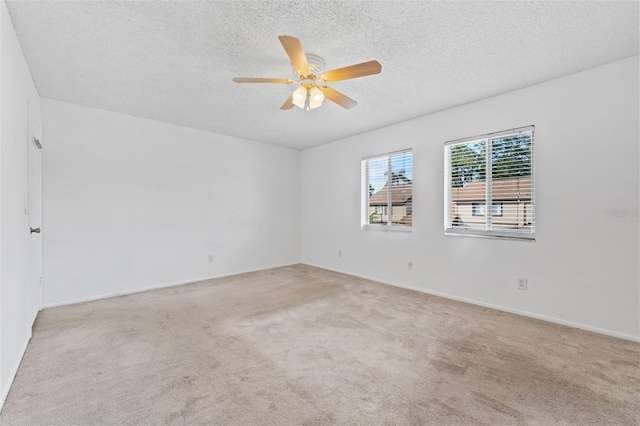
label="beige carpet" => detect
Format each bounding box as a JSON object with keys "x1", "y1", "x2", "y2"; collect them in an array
[{"x1": 1, "y1": 265, "x2": 639, "y2": 425}]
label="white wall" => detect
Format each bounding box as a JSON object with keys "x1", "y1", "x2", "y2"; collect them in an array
[
  {"x1": 0, "y1": 1, "x2": 41, "y2": 407},
  {"x1": 41, "y1": 99, "x2": 300, "y2": 307},
  {"x1": 301, "y1": 56, "x2": 640, "y2": 341}
]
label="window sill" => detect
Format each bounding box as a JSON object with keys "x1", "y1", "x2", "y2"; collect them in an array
[
  {"x1": 445, "y1": 229, "x2": 535, "y2": 242},
  {"x1": 362, "y1": 225, "x2": 412, "y2": 233}
]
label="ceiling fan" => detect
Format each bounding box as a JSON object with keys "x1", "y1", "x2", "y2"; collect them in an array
[{"x1": 232, "y1": 35, "x2": 382, "y2": 111}]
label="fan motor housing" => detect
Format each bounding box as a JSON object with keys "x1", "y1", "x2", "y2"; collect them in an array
[{"x1": 294, "y1": 53, "x2": 325, "y2": 81}]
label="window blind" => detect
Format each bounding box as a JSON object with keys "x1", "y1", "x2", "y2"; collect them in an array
[
  {"x1": 444, "y1": 126, "x2": 534, "y2": 240},
  {"x1": 362, "y1": 150, "x2": 413, "y2": 229}
]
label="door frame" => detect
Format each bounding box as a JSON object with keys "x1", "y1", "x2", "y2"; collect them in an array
[{"x1": 27, "y1": 111, "x2": 43, "y2": 329}]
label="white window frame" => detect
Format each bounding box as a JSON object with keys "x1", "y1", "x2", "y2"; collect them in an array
[
  {"x1": 444, "y1": 126, "x2": 535, "y2": 241},
  {"x1": 361, "y1": 149, "x2": 413, "y2": 232}
]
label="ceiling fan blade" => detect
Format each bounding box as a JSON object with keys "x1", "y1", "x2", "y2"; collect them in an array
[
  {"x1": 233, "y1": 77, "x2": 293, "y2": 84},
  {"x1": 319, "y1": 86, "x2": 357, "y2": 109},
  {"x1": 280, "y1": 96, "x2": 294, "y2": 110},
  {"x1": 278, "y1": 35, "x2": 310, "y2": 75},
  {"x1": 320, "y1": 60, "x2": 382, "y2": 82}
]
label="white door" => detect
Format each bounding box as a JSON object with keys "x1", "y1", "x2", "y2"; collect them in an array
[{"x1": 28, "y1": 118, "x2": 43, "y2": 327}]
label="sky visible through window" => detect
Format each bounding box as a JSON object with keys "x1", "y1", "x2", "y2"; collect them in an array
[{"x1": 369, "y1": 154, "x2": 413, "y2": 193}]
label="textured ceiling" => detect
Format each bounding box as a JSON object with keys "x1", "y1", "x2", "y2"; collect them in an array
[{"x1": 5, "y1": 1, "x2": 639, "y2": 150}]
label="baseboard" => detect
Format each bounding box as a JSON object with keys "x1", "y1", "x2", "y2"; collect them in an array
[
  {"x1": 43, "y1": 262, "x2": 300, "y2": 309},
  {"x1": 0, "y1": 335, "x2": 30, "y2": 413},
  {"x1": 302, "y1": 262, "x2": 640, "y2": 343}
]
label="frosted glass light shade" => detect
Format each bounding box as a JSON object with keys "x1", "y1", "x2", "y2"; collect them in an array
[
  {"x1": 292, "y1": 86, "x2": 307, "y2": 109},
  {"x1": 308, "y1": 87, "x2": 324, "y2": 109}
]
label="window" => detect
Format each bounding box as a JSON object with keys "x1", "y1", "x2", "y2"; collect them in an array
[
  {"x1": 472, "y1": 203, "x2": 503, "y2": 217},
  {"x1": 444, "y1": 126, "x2": 534, "y2": 240},
  {"x1": 362, "y1": 150, "x2": 413, "y2": 230},
  {"x1": 375, "y1": 205, "x2": 388, "y2": 215}
]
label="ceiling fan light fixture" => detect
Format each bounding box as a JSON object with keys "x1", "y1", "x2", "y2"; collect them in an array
[
  {"x1": 292, "y1": 86, "x2": 307, "y2": 108},
  {"x1": 308, "y1": 86, "x2": 324, "y2": 109},
  {"x1": 308, "y1": 99, "x2": 322, "y2": 110},
  {"x1": 309, "y1": 86, "x2": 324, "y2": 102}
]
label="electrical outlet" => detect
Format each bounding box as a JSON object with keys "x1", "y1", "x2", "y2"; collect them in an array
[
  {"x1": 517, "y1": 277, "x2": 527, "y2": 290},
  {"x1": 407, "y1": 261, "x2": 413, "y2": 270},
  {"x1": 338, "y1": 250, "x2": 342, "y2": 258},
  {"x1": 207, "y1": 254, "x2": 214, "y2": 264}
]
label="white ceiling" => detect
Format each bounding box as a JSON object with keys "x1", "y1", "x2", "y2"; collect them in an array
[{"x1": 5, "y1": 1, "x2": 639, "y2": 150}]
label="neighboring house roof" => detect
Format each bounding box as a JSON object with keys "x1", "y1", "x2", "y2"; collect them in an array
[
  {"x1": 451, "y1": 177, "x2": 532, "y2": 202},
  {"x1": 370, "y1": 183, "x2": 412, "y2": 205}
]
